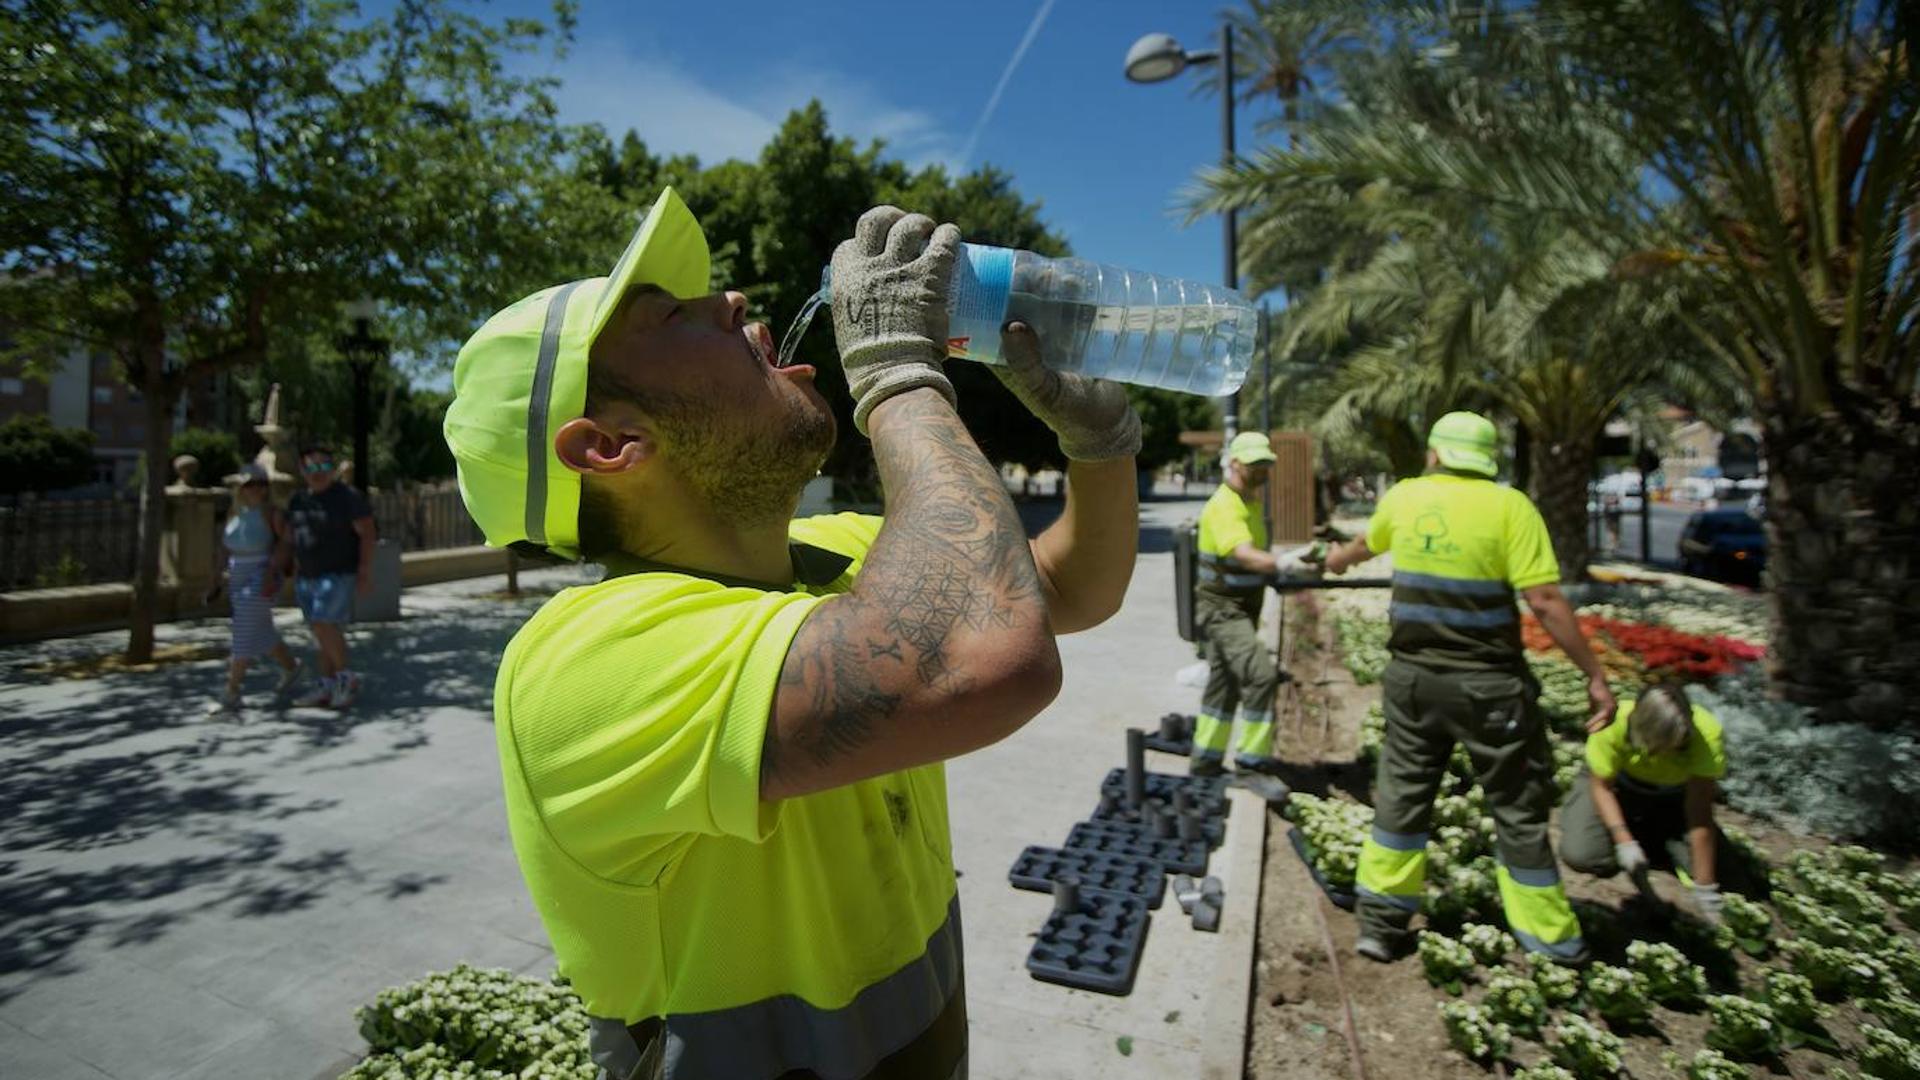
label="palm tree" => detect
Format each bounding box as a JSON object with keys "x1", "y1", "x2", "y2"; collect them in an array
[{"x1": 1196, "y1": 27, "x2": 1742, "y2": 580}]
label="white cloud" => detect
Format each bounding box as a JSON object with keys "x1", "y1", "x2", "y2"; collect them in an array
[{"x1": 523, "y1": 40, "x2": 963, "y2": 171}]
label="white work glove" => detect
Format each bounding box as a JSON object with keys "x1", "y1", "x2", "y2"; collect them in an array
[
  {"x1": 1273, "y1": 544, "x2": 1325, "y2": 581},
  {"x1": 829, "y1": 206, "x2": 961, "y2": 434},
  {"x1": 990, "y1": 322, "x2": 1141, "y2": 461},
  {"x1": 1614, "y1": 840, "x2": 1649, "y2": 877},
  {"x1": 1691, "y1": 883, "x2": 1724, "y2": 924}
]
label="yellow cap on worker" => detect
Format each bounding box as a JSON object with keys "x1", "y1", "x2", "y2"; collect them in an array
[
  {"x1": 1227, "y1": 431, "x2": 1277, "y2": 466},
  {"x1": 443, "y1": 188, "x2": 710, "y2": 559},
  {"x1": 1428, "y1": 411, "x2": 1499, "y2": 477}
]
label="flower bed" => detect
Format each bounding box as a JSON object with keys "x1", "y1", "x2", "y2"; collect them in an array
[{"x1": 1315, "y1": 584, "x2": 1920, "y2": 1080}]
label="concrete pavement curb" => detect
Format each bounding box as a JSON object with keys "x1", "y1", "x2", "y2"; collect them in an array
[{"x1": 1198, "y1": 785, "x2": 1270, "y2": 1080}]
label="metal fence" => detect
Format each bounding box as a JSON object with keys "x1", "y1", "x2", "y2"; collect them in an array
[
  {"x1": 0, "y1": 483, "x2": 484, "y2": 593},
  {"x1": 368, "y1": 484, "x2": 485, "y2": 553},
  {"x1": 0, "y1": 496, "x2": 142, "y2": 590}
]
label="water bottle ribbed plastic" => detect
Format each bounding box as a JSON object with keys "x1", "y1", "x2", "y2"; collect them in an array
[{"x1": 824, "y1": 244, "x2": 1256, "y2": 397}]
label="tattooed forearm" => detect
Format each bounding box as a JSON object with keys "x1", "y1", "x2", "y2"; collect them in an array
[{"x1": 764, "y1": 388, "x2": 1057, "y2": 794}]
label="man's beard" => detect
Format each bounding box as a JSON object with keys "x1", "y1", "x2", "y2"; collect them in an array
[{"x1": 659, "y1": 390, "x2": 835, "y2": 527}]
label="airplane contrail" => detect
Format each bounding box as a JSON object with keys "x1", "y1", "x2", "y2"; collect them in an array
[{"x1": 959, "y1": 0, "x2": 1057, "y2": 168}]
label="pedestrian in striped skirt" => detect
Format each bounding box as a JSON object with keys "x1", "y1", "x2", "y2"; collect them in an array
[{"x1": 208, "y1": 465, "x2": 302, "y2": 715}]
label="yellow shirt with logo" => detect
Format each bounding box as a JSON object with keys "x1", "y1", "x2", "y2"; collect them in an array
[
  {"x1": 1366, "y1": 473, "x2": 1560, "y2": 670},
  {"x1": 1587, "y1": 700, "x2": 1727, "y2": 789},
  {"x1": 493, "y1": 513, "x2": 960, "y2": 1074},
  {"x1": 1196, "y1": 483, "x2": 1268, "y2": 598}
]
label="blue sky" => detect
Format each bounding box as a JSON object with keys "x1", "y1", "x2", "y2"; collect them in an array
[{"x1": 499, "y1": 0, "x2": 1280, "y2": 299}]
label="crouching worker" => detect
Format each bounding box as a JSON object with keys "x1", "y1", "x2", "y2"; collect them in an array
[{"x1": 1559, "y1": 683, "x2": 1731, "y2": 923}]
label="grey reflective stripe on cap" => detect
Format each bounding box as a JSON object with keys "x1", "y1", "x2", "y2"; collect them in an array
[
  {"x1": 524, "y1": 280, "x2": 585, "y2": 545},
  {"x1": 588, "y1": 897, "x2": 964, "y2": 1079}
]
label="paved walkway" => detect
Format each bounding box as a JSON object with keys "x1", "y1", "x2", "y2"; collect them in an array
[{"x1": 0, "y1": 493, "x2": 1266, "y2": 1079}]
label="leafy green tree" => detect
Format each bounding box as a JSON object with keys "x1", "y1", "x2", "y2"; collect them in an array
[
  {"x1": 0, "y1": 0, "x2": 616, "y2": 660},
  {"x1": 0, "y1": 415, "x2": 96, "y2": 495},
  {"x1": 167, "y1": 428, "x2": 241, "y2": 487}
]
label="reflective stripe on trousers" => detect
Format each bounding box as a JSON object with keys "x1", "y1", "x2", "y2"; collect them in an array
[
  {"x1": 589, "y1": 897, "x2": 966, "y2": 1080},
  {"x1": 1495, "y1": 862, "x2": 1586, "y2": 959},
  {"x1": 1355, "y1": 826, "x2": 1428, "y2": 911},
  {"x1": 1193, "y1": 713, "x2": 1230, "y2": 759}
]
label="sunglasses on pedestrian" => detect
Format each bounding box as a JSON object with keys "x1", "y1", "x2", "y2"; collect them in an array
[{"x1": 303, "y1": 461, "x2": 336, "y2": 474}]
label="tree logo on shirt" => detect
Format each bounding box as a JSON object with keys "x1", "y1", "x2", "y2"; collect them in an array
[{"x1": 1414, "y1": 508, "x2": 1460, "y2": 555}]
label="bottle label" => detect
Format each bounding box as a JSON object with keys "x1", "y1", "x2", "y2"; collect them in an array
[{"x1": 946, "y1": 244, "x2": 1012, "y2": 362}]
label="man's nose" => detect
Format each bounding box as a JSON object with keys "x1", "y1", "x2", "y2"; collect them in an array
[{"x1": 707, "y1": 291, "x2": 747, "y2": 330}]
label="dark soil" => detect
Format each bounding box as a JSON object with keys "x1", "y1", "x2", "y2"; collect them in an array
[{"x1": 1246, "y1": 594, "x2": 1899, "y2": 1080}]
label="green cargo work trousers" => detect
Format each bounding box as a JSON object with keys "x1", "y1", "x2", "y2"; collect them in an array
[
  {"x1": 1190, "y1": 591, "x2": 1279, "y2": 766},
  {"x1": 1354, "y1": 658, "x2": 1586, "y2": 960}
]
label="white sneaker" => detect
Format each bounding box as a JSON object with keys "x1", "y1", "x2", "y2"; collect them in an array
[
  {"x1": 273, "y1": 661, "x2": 305, "y2": 698},
  {"x1": 205, "y1": 694, "x2": 242, "y2": 716},
  {"x1": 331, "y1": 672, "x2": 361, "y2": 709},
  {"x1": 295, "y1": 682, "x2": 334, "y2": 708}
]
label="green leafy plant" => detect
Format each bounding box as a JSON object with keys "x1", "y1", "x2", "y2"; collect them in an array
[
  {"x1": 1780, "y1": 939, "x2": 1898, "y2": 999},
  {"x1": 1512, "y1": 1065, "x2": 1577, "y2": 1080},
  {"x1": 1685, "y1": 1048, "x2": 1752, "y2": 1080},
  {"x1": 1864, "y1": 994, "x2": 1920, "y2": 1033},
  {"x1": 1858, "y1": 1026, "x2": 1920, "y2": 1080},
  {"x1": 1762, "y1": 971, "x2": 1824, "y2": 1032},
  {"x1": 1703, "y1": 995, "x2": 1778, "y2": 1061},
  {"x1": 1626, "y1": 941, "x2": 1708, "y2": 1008},
  {"x1": 346, "y1": 965, "x2": 593, "y2": 1079},
  {"x1": 1584, "y1": 964, "x2": 1652, "y2": 1029},
  {"x1": 1427, "y1": 858, "x2": 1501, "y2": 927},
  {"x1": 1287, "y1": 793, "x2": 1371, "y2": 889},
  {"x1": 1527, "y1": 952, "x2": 1584, "y2": 1007},
  {"x1": 1336, "y1": 611, "x2": 1390, "y2": 683},
  {"x1": 1439, "y1": 1001, "x2": 1512, "y2": 1063},
  {"x1": 1484, "y1": 972, "x2": 1550, "y2": 1036},
  {"x1": 1720, "y1": 893, "x2": 1773, "y2": 957},
  {"x1": 1545, "y1": 1015, "x2": 1623, "y2": 1078},
  {"x1": 1461, "y1": 923, "x2": 1518, "y2": 966},
  {"x1": 1420, "y1": 931, "x2": 1477, "y2": 994}
]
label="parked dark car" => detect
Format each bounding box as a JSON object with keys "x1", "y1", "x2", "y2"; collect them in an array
[{"x1": 1679, "y1": 508, "x2": 1767, "y2": 585}]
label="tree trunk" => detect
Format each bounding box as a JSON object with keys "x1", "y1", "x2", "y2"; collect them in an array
[
  {"x1": 1761, "y1": 396, "x2": 1920, "y2": 726},
  {"x1": 1527, "y1": 431, "x2": 1595, "y2": 584},
  {"x1": 126, "y1": 373, "x2": 175, "y2": 663}
]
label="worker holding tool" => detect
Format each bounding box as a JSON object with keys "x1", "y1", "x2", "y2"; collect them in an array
[
  {"x1": 1323, "y1": 412, "x2": 1615, "y2": 964},
  {"x1": 1557, "y1": 683, "x2": 1731, "y2": 921},
  {"x1": 1188, "y1": 432, "x2": 1318, "y2": 778}
]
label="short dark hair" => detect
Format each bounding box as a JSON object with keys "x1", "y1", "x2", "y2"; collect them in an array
[{"x1": 300, "y1": 444, "x2": 335, "y2": 459}]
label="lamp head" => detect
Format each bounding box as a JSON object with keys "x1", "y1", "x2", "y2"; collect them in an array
[{"x1": 1125, "y1": 32, "x2": 1188, "y2": 83}]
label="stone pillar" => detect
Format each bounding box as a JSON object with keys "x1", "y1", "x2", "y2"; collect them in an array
[{"x1": 162, "y1": 455, "x2": 224, "y2": 607}]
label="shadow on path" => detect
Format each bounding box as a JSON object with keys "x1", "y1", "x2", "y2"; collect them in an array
[{"x1": 0, "y1": 585, "x2": 555, "y2": 1005}]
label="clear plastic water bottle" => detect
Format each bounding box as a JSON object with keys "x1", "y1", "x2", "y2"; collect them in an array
[{"x1": 814, "y1": 244, "x2": 1256, "y2": 397}]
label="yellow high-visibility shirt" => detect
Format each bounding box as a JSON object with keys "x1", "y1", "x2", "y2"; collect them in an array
[
  {"x1": 1365, "y1": 473, "x2": 1559, "y2": 670},
  {"x1": 494, "y1": 512, "x2": 963, "y2": 1077}
]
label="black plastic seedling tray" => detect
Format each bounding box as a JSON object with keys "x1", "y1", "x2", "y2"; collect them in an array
[
  {"x1": 1142, "y1": 713, "x2": 1195, "y2": 756},
  {"x1": 1099, "y1": 768, "x2": 1231, "y2": 819},
  {"x1": 1066, "y1": 819, "x2": 1209, "y2": 877},
  {"x1": 1026, "y1": 892, "x2": 1152, "y2": 996},
  {"x1": 1008, "y1": 845, "x2": 1166, "y2": 908},
  {"x1": 1089, "y1": 798, "x2": 1226, "y2": 848}
]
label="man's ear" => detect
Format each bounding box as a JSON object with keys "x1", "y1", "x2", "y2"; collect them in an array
[{"x1": 555, "y1": 416, "x2": 654, "y2": 477}]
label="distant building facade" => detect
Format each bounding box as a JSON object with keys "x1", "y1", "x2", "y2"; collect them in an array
[{"x1": 0, "y1": 343, "x2": 233, "y2": 493}]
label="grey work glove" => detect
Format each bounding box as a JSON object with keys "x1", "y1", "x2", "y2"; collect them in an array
[
  {"x1": 1273, "y1": 544, "x2": 1325, "y2": 581},
  {"x1": 829, "y1": 206, "x2": 961, "y2": 434},
  {"x1": 990, "y1": 322, "x2": 1142, "y2": 461},
  {"x1": 1615, "y1": 839, "x2": 1650, "y2": 878},
  {"x1": 1691, "y1": 882, "x2": 1724, "y2": 924}
]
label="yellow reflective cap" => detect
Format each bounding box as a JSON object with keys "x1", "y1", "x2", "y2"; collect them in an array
[
  {"x1": 444, "y1": 188, "x2": 710, "y2": 559},
  {"x1": 1428, "y1": 410, "x2": 1499, "y2": 477},
  {"x1": 1227, "y1": 431, "x2": 1277, "y2": 465}
]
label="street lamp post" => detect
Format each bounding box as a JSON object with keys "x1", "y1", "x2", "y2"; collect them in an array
[
  {"x1": 337, "y1": 298, "x2": 390, "y2": 492},
  {"x1": 1126, "y1": 24, "x2": 1240, "y2": 441}
]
